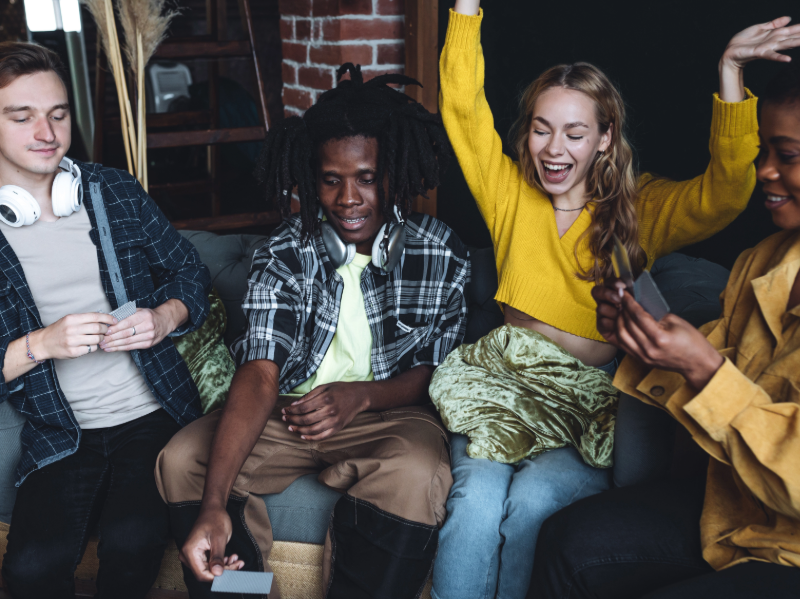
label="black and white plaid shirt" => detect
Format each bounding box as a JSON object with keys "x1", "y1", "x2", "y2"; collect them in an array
[
  {"x1": 0, "y1": 162, "x2": 210, "y2": 485},
  {"x1": 233, "y1": 213, "x2": 470, "y2": 392}
]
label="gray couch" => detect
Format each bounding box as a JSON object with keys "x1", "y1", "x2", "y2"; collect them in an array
[{"x1": 0, "y1": 230, "x2": 732, "y2": 548}]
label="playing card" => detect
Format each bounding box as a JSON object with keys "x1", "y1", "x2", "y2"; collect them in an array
[
  {"x1": 634, "y1": 270, "x2": 670, "y2": 322},
  {"x1": 611, "y1": 235, "x2": 635, "y2": 291},
  {"x1": 109, "y1": 300, "x2": 136, "y2": 322},
  {"x1": 210, "y1": 570, "x2": 274, "y2": 594}
]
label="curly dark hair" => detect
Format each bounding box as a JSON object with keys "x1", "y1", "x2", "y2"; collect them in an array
[
  {"x1": 763, "y1": 59, "x2": 800, "y2": 106},
  {"x1": 255, "y1": 63, "x2": 452, "y2": 240}
]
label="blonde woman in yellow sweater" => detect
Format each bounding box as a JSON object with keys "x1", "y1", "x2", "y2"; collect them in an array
[{"x1": 433, "y1": 2, "x2": 800, "y2": 598}]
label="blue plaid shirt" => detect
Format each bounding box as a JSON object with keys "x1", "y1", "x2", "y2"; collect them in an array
[
  {"x1": 0, "y1": 162, "x2": 210, "y2": 485},
  {"x1": 233, "y1": 213, "x2": 470, "y2": 392}
]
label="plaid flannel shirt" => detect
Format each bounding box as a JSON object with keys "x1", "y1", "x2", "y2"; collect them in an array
[
  {"x1": 233, "y1": 213, "x2": 470, "y2": 391},
  {"x1": 0, "y1": 162, "x2": 210, "y2": 485}
]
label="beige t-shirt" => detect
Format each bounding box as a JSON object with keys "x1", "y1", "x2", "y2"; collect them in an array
[{"x1": 0, "y1": 207, "x2": 160, "y2": 429}]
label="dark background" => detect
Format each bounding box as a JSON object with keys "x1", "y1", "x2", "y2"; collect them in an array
[{"x1": 435, "y1": 0, "x2": 799, "y2": 269}]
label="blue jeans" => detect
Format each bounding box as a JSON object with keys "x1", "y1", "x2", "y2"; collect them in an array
[
  {"x1": 432, "y1": 359, "x2": 617, "y2": 599},
  {"x1": 432, "y1": 435, "x2": 611, "y2": 599}
]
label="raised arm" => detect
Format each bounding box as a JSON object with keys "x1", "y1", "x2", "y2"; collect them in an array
[
  {"x1": 178, "y1": 359, "x2": 280, "y2": 582},
  {"x1": 638, "y1": 18, "x2": 800, "y2": 261},
  {"x1": 439, "y1": 3, "x2": 520, "y2": 237}
]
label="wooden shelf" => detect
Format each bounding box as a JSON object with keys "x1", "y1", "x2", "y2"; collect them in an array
[
  {"x1": 147, "y1": 126, "x2": 266, "y2": 149},
  {"x1": 149, "y1": 179, "x2": 211, "y2": 196},
  {"x1": 154, "y1": 39, "x2": 251, "y2": 60}
]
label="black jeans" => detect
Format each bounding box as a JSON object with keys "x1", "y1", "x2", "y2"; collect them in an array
[
  {"x1": 530, "y1": 477, "x2": 800, "y2": 599},
  {"x1": 2, "y1": 409, "x2": 179, "y2": 599}
]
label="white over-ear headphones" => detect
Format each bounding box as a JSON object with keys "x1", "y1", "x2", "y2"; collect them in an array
[
  {"x1": 0, "y1": 157, "x2": 83, "y2": 227},
  {"x1": 319, "y1": 205, "x2": 406, "y2": 273}
]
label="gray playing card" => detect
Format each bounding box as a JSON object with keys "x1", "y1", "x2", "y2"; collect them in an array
[
  {"x1": 210, "y1": 570, "x2": 273, "y2": 594},
  {"x1": 110, "y1": 300, "x2": 136, "y2": 322},
  {"x1": 634, "y1": 271, "x2": 670, "y2": 321}
]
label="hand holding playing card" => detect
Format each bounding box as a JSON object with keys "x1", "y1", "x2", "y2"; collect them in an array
[
  {"x1": 610, "y1": 291, "x2": 724, "y2": 391},
  {"x1": 100, "y1": 299, "x2": 189, "y2": 352}
]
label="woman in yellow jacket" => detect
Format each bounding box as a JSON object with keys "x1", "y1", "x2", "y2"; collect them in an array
[
  {"x1": 434, "y1": 1, "x2": 800, "y2": 598},
  {"x1": 533, "y1": 59, "x2": 800, "y2": 599}
]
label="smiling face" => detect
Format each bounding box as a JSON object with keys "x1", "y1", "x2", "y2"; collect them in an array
[
  {"x1": 316, "y1": 135, "x2": 387, "y2": 255},
  {"x1": 0, "y1": 71, "x2": 70, "y2": 182},
  {"x1": 527, "y1": 87, "x2": 612, "y2": 200},
  {"x1": 757, "y1": 102, "x2": 800, "y2": 230}
]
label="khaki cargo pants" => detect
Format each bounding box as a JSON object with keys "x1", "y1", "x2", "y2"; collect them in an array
[{"x1": 155, "y1": 400, "x2": 452, "y2": 599}]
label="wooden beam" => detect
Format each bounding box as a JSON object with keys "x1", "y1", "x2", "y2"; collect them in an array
[
  {"x1": 146, "y1": 126, "x2": 266, "y2": 149},
  {"x1": 153, "y1": 40, "x2": 251, "y2": 60},
  {"x1": 405, "y1": 0, "x2": 439, "y2": 217}
]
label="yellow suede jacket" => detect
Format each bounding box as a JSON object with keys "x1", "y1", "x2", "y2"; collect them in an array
[
  {"x1": 439, "y1": 9, "x2": 759, "y2": 341},
  {"x1": 615, "y1": 230, "x2": 800, "y2": 570}
]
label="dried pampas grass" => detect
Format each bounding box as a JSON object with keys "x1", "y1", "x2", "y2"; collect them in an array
[
  {"x1": 82, "y1": 0, "x2": 178, "y2": 190},
  {"x1": 82, "y1": 0, "x2": 137, "y2": 176},
  {"x1": 118, "y1": 0, "x2": 179, "y2": 191}
]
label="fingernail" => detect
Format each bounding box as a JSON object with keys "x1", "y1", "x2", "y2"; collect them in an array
[
  {"x1": 287, "y1": 426, "x2": 293, "y2": 432},
  {"x1": 301, "y1": 436, "x2": 306, "y2": 440},
  {"x1": 618, "y1": 288, "x2": 624, "y2": 298},
  {"x1": 281, "y1": 408, "x2": 285, "y2": 414},
  {"x1": 112, "y1": 318, "x2": 118, "y2": 324},
  {"x1": 291, "y1": 401, "x2": 298, "y2": 405},
  {"x1": 282, "y1": 416, "x2": 286, "y2": 421}
]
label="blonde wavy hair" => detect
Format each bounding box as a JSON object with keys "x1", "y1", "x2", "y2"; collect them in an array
[{"x1": 511, "y1": 62, "x2": 646, "y2": 283}]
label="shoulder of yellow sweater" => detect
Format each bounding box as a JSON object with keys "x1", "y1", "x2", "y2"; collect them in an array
[{"x1": 405, "y1": 212, "x2": 469, "y2": 262}]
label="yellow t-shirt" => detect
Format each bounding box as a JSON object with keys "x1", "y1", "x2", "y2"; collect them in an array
[{"x1": 291, "y1": 252, "x2": 374, "y2": 395}]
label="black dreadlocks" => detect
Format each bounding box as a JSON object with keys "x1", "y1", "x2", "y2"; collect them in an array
[{"x1": 255, "y1": 63, "x2": 452, "y2": 240}]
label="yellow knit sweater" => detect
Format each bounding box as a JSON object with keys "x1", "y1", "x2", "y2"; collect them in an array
[{"x1": 439, "y1": 9, "x2": 759, "y2": 342}]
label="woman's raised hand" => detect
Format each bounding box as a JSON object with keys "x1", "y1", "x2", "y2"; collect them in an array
[
  {"x1": 720, "y1": 17, "x2": 800, "y2": 102},
  {"x1": 453, "y1": 0, "x2": 480, "y2": 16}
]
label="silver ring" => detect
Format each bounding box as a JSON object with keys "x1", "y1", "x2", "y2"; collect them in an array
[{"x1": 131, "y1": 326, "x2": 136, "y2": 337}]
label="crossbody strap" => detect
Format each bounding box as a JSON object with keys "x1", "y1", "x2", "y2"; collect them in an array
[{"x1": 89, "y1": 182, "x2": 129, "y2": 307}]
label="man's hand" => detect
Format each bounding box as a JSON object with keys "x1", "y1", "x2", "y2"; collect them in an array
[
  {"x1": 32, "y1": 312, "x2": 117, "y2": 360},
  {"x1": 612, "y1": 292, "x2": 723, "y2": 391},
  {"x1": 101, "y1": 299, "x2": 188, "y2": 352},
  {"x1": 179, "y1": 506, "x2": 244, "y2": 583},
  {"x1": 282, "y1": 382, "x2": 371, "y2": 441},
  {"x1": 719, "y1": 17, "x2": 800, "y2": 102}
]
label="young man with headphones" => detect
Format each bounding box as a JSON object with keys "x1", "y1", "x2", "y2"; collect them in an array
[
  {"x1": 155, "y1": 66, "x2": 470, "y2": 598},
  {"x1": 0, "y1": 42, "x2": 210, "y2": 598}
]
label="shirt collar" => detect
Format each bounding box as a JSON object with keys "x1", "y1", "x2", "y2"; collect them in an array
[{"x1": 751, "y1": 234, "x2": 800, "y2": 343}]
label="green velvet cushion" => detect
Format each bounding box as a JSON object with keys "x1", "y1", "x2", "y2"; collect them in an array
[{"x1": 173, "y1": 288, "x2": 236, "y2": 414}]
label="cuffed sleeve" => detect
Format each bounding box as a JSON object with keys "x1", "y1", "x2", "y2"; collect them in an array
[
  {"x1": 411, "y1": 245, "x2": 470, "y2": 369},
  {"x1": 683, "y1": 359, "x2": 800, "y2": 520},
  {"x1": 231, "y1": 241, "x2": 303, "y2": 375},
  {"x1": 0, "y1": 336, "x2": 23, "y2": 404},
  {"x1": 637, "y1": 90, "x2": 759, "y2": 263},
  {"x1": 134, "y1": 185, "x2": 211, "y2": 335}
]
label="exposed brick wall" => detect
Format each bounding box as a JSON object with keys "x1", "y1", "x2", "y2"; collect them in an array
[{"x1": 279, "y1": 0, "x2": 405, "y2": 116}]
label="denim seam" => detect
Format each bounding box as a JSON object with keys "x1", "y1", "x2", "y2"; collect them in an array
[
  {"x1": 232, "y1": 495, "x2": 267, "y2": 599},
  {"x1": 344, "y1": 494, "x2": 437, "y2": 531},
  {"x1": 565, "y1": 465, "x2": 609, "y2": 505},
  {"x1": 563, "y1": 555, "x2": 710, "y2": 599},
  {"x1": 71, "y1": 460, "x2": 110, "y2": 575},
  {"x1": 324, "y1": 510, "x2": 336, "y2": 599}
]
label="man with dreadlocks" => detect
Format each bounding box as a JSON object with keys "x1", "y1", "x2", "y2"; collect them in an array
[{"x1": 155, "y1": 64, "x2": 470, "y2": 599}]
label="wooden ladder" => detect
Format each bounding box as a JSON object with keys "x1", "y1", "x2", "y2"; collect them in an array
[{"x1": 92, "y1": 0, "x2": 280, "y2": 232}]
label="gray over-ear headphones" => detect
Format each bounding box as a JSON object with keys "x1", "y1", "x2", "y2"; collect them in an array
[
  {"x1": 0, "y1": 157, "x2": 83, "y2": 227},
  {"x1": 319, "y1": 205, "x2": 406, "y2": 273}
]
